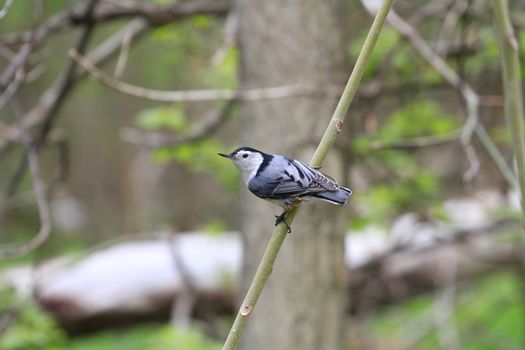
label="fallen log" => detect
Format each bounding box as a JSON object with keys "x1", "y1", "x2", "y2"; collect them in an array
[{"x1": 0, "y1": 218, "x2": 520, "y2": 333}]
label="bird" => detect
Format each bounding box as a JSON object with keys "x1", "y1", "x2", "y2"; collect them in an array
[{"x1": 218, "y1": 146, "x2": 352, "y2": 232}]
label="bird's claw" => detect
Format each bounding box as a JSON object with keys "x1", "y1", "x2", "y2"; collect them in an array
[{"x1": 275, "y1": 213, "x2": 291, "y2": 233}]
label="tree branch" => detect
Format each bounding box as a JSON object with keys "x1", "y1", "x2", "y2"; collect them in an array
[
  {"x1": 377, "y1": 5, "x2": 517, "y2": 188},
  {"x1": 33, "y1": 0, "x2": 101, "y2": 149},
  {"x1": 77, "y1": 0, "x2": 230, "y2": 25},
  {"x1": 221, "y1": 0, "x2": 395, "y2": 348},
  {"x1": 0, "y1": 101, "x2": 51, "y2": 258},
  {"x1": 369, "y1": 129, "x2": 461, "y2": 151},
  {"x1": 492, "y1": 0, "x2": 525, "y2": 233},
  {"x1": 0, "y1": 0, "x2": 230, "y2": 45},
  {"x1": 68, "y1": 49, "x2": 345, "y2": 102},
  {"x1": 0, "y1": 0, "x2": 14, "y2": 21}
]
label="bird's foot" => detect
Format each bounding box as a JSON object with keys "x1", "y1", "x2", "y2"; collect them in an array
[{"x1": 275, "y1": 212, "x2": 291, "y2": 233}]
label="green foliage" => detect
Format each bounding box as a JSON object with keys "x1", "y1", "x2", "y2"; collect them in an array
[
  {"x1": 67, "y1": 324, "x2": 220, "y2": 350},
  {"x1": 198, "y1": 218, "x2": 229, "y2": 234},
  {"x1": 134, "y1": 103, "x2": 238, "y2": 192},
  {"x1": 378, "y1": 100, "x2": 458, "y2": 139},
  {"x1": 0, "y1": 287, "x2": 66, "y2": 350},
  {"x1": 350, "y1": 27, "x2": 400, "y2": 79},
  {"x1": 356, "y1": 170, "x2": 440, "y2": 222},
  {"x1": 372, "y1": 272, "x2": 525, "y2": 349},
  {"x1": 146, "y1": 15, "x2": 236, "y2": 89},
  {"x1": 200, "y1": 47, "x2": 239, "y2": 89},
  {"x1": 153, "y1": 139, "x2": 239, "y2": 193},
  {"x1": 349, "y1": 27, "x2": 442, "y2": 84},
  {"x1": 351, "y1": 100, "x2": 458, "y2": 225},
  {"x1": 135, "y1": 106, "x2": 189, "y2": 131},
  {"x1": 465, "y1": 27, "x2": 502, "y2": 77},
  {"x1": 154, "y1": 327, "x2": 220, "y2": 350},
  {"x1": 353, "y1": 100, "x2": 458, "y2": 155}
]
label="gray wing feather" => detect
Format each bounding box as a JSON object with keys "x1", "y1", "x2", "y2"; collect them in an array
[{"x1": 249, "y1": 157, "x2": 340, "y2": 200}]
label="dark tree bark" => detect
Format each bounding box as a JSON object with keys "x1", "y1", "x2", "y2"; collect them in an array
[{"x1": 237, "y1": 1, "x2": 350, "y2": 349}]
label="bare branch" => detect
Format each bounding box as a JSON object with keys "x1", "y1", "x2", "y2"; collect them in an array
[
  {"x1": 0, "y1": 146, "x2": 51, "y2": 258},
  {"x1": 69, "y1": 49, "x2": 344, "y2": 102},
  {"x1": 0, "y1": 67, "x2": 25, "y2": 111},
  {"x1": 372, "y1": 5, "x2": 517, "y2": 187},
  {"x1": 434, "y1": 0, "x2": 469, "y2": 56},
  {"x1": 82, "y1": 0, "x2": 230, "y2": 25},
  {"x1": 1, "y1": 0, "x2": 230, "y2": 45},
  {"x1": 0, "y1": 42, "x2": 32, "y2": 88},
  {"x1": 369, "y1": 129, "x2": 461, "y2": 151},
  {"x1": 408, "y1": 0, "x2": 455, "y2": 24},
  {"x1": 0, "y1": 0, "x2": 14, "y2": 21},
  {"x1": 16, "y1": 19, "x2": 149, "y2": 135},
  {"x1": 33, "y1": 0, "x2": 101, "y2": 148},
  {"x1": 113, "y1": 27, "x2": 133, "y2": 78},
  {"x1": 0, "y1": 101, "x2": 51, "y2": 258}
]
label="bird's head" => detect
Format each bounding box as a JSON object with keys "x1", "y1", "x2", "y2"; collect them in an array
[{"x1": 218, "y1": 147, "x2": 267, "y2": 182}]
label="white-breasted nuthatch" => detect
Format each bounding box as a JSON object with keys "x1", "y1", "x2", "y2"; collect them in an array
[{"x1": 218, "y1": 146, "x2": 352, "y2": 232}]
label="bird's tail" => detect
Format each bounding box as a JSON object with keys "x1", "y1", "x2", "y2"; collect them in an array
[{"x1": 312, "y1": 187, "x2": 352, "y2": 205}]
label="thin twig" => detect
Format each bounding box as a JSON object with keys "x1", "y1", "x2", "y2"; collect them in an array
[
  {"x1": 409, "y1": 0, "x2": 455, "y2": 24},
  {"x1": 380, "y1": 6, "x2": 517, "y2": 187},
  {"x1": 113, "y1": 27, "x2": 133, "y2": 78},
  {"x1": 221, "y1": 0, "x2": 394, "y2": 348},
  {"x1": 0, "y1": 0, "x2": 14, "y2": 21},
  {"x1": 0, "y1": 102, "x2": 51, "y2": 258},
  {"x1": 75, "y1": 0, "x2": 230, "y2": 24},
  {"x1": 0, "y1": 0, "x2": 230, "y2": 45},
  {"x1": 17, "y1": 19, "x2": 149, "y2": 135},
  {"x1": 369, "y1": 129, "x2": 461, "y2": 151},
  {"x1": 69, "y1": 49, "x2": 344, "y2": 102},
  {"x1": 0, "y1": 146, "x2": 51, "y2": 257},
  {"x1": 34, "y1": 0, "x2": 101, "y2": 148},
  {"x1": 434, "y1": 0, "x2": 468, "y2": 56},
  {"x1": 492, "y1": 0, "x2": 525, "y2": 234},
  {"x1": 0, "y1": 0, "x2": 100, "y2": 204},
  {"x1": 0, "y1": 67, "x2": 25, "y2": 111},
  {"x1": 382, "y1": 8, "x2": 481, "y2": 181}
]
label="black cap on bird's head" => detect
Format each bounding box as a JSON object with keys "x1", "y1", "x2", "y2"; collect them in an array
[{"x1": 217, "y1": 146, "x2": 265, "y2": 159}]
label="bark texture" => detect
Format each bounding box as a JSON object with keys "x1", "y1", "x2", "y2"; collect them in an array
[{"x1": 237, "y1": 1, "x2": 349, "y2": 349}]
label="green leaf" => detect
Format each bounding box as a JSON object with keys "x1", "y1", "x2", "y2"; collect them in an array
[
  {"x1": 135, "y1": 106, "x2": 189, "y2": 131},
  {"x1": 350, "y1": 27, "x2": 400, "y2": 79},
  {"x1": 152, "y1": 140, "x2": 239, "y2": 193},
  {"x1": 0, "y1": 287, "x2": 67, "y2": 350},
  {"x1": 378, "y1": 100, "x2": 458, "y2": 139}
]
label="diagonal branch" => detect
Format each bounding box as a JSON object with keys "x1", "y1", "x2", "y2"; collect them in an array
[
  {"x1": 68, "y1": 49, "x2": 344, "y2": 102},
  {"x1": 0, "y1": 0, "x2": 100, "y2": 202},
  {"x1": 0, "y1": 101, "x2": 51, "y2": 258},
  {"x1": 492, "y1": 0, "x2": 525, "y2": 234},
  {"x1": 78, "y1": 0, "x2": 230, "y2": 25},
  {"x1": 369, "y1": 129, "x2": 461, "y2": 151},
  {"x1": 33, "y1": 0, "x2": 100, "y2": 149},
  {"x1": 377, "y1": 5, "x2": 517, "y2": 188},
  {"x1": 221, "y1": 0, "x2": 394, "y2": 348},
  {"x1": 0, "y1": 145, "x2": 51, "y2": 258},
  {"x1": 0, "y1": 0, "x2": 230, "y2": 45},
  {"x1": 0, "y1": 0, "x2": 14, "y2": 21}
]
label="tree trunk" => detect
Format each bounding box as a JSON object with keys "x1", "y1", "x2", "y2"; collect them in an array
[{"x1": 237, "y1": 1, "x2": 349, "y2": 349}]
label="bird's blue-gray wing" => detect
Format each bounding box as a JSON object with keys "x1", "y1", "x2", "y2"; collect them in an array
[{"x1": 248, "y1": 158, "x2": 338, "y2": 199}]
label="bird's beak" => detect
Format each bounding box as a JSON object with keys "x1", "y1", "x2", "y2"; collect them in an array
[{"x1": 218, "y1": 152, "x2": 232, "y2": 159}]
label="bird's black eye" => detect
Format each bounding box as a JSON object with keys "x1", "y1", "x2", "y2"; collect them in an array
[{"x1": 242, "y1": 154, "x2": 249, "y2": 158}]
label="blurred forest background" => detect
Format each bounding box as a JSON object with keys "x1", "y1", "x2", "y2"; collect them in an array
[{"x1": 1, "y1": 0, "x2": 525, "y2": 349}]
